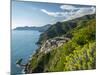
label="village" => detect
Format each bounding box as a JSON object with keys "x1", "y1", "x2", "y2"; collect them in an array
[{"x1": 40, "y1": 37, "x2": 70, "y2": 53}]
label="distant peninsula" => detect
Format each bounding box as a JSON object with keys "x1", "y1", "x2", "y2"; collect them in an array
[{"x1": 13, "y1": 24, "x2": 51, "y2": 32}]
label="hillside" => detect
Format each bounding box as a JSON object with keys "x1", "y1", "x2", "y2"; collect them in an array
[
  {"x1": 14, "y1": 24, "x2": 51, "y2": 32},
  {"x1": 24, "y1": 14, "x2": 96, "y2": 73},
  {"x1": 38, "y1": 14, "x2": 95, "y2": 44}
]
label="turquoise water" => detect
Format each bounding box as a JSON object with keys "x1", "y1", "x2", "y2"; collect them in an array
[{"x1": 11, "y1": 30, "x2": 41, "y2": 74}]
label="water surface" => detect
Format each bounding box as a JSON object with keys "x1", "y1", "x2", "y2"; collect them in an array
[{"x1": 11, "y1": 30, "x2": 41, "y2": 74}]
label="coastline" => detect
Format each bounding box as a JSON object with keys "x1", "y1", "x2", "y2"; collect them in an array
[
  {"x1": 23, "y1": 14, "x2": 96, "y2": 74},
  {"x1": 24, "y1": 44, "x2": 42, "y2": 73},
  {"x1": 16, "y1": 43, "x2": 41, "y2": 74},
  {"x1": 12, "y1": 30, "x2": 41, "y2": 74}
]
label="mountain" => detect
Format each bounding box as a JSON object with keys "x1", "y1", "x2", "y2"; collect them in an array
[
  {"x1": 13, "y1": 24, "x2": 51, "y2": 32},
  {"x1": 24, "y1": 14, "x2": 96, "y2": 73},
  {"x1": 38, "y1": 14, "x2": 95, "y2": 44}
]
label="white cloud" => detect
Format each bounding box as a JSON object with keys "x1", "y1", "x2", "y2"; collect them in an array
[
  {"x1": 60, "y1": 5, "x2": 77, "y2": 10},
  {"x1": 65, "y1": 6, "x2": 96, "y2": 21},
  {"x1": 41, "y1": 5, "x2": 96, "y2": 22},
  {"x1": 41, "y1": 9, "x2": 69, "y2": 17},
  {"x1": 76, "y1": 7, "x2": 95, "y2": 15}
]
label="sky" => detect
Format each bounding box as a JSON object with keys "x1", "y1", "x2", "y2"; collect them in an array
[{"x1": 12, "y1": 0, "x2": 96, "y2": 29}]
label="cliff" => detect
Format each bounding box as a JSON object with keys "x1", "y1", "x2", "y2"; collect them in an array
[{"x1": 24, "y1": 14, "x2": 96, "y2": 73}]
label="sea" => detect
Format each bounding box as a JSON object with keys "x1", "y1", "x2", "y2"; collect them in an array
[{"x1": 11, "y1": 30, "x2": 41, "y2": 75}]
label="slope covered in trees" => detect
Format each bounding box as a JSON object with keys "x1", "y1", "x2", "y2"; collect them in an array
[{"x1": 25, "y1": 14, "x2": 96, "y2": 73}]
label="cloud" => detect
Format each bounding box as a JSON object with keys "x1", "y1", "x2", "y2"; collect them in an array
[
  {"x1": 60, "y1": 5, "x2": 78, "y2": 11},
  {"x1": 41, "y1": 9, "x2": 69, "y2": 17},
  {"x1": 60, "y1": 5, "x2": 95, "y2": 16},
  {"x1": 41, "y1": 5, "x2": 95, "y2": 21},
  {"x1": 65, "y1": 6, "x2": 96, "y2": 21},
  {"x1": 77, "y1": 6, "x2": 95, "y2": 15},
  {"x1": 40, "y1": 5, "x2": 78, "y2": 18}
]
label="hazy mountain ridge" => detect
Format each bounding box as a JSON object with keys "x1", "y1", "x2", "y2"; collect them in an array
[{"x1": 13, "y1": 24, "x2": 51, "y2": 32}]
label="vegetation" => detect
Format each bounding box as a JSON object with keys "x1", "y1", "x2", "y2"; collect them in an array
[
  {"x1": 25, "y1": 14, "x2": 96, "y2": 73},
  {"x1": 38, "y1": 14, "x2": 95, "y2": 44}
]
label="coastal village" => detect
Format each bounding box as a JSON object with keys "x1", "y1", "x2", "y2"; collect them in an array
[{"x1": 40, "y1": 37, "x2": 70, "y2": 53}]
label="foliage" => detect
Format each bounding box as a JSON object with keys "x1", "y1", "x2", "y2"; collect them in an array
[
  {"x1": 25, "y1": 14, "x2": 96, "y2": 73},
  {"x1": 64, "y1": 42, "x2": 96, "y2": 71}
]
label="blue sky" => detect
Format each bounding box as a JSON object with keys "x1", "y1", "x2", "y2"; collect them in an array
[{"x1": 12, "y1": 1, "x2": 96, "y2": 29}]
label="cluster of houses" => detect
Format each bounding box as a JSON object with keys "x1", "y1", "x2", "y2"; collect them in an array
[{"x1": 40, "y1": 37, "x2": 70, "y2": 53}]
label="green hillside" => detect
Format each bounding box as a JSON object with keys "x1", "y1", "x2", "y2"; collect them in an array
[
  {"x1": 25, "y1": 14, "x2": 96, "y2": 73},
  {"x1": 38, "y1": 14, "x2": 95, "y2": 44}
]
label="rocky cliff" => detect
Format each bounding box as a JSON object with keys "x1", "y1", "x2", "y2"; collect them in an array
[{"x1": 24, "y1": 14, "x2": 96, "y2": 73}]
